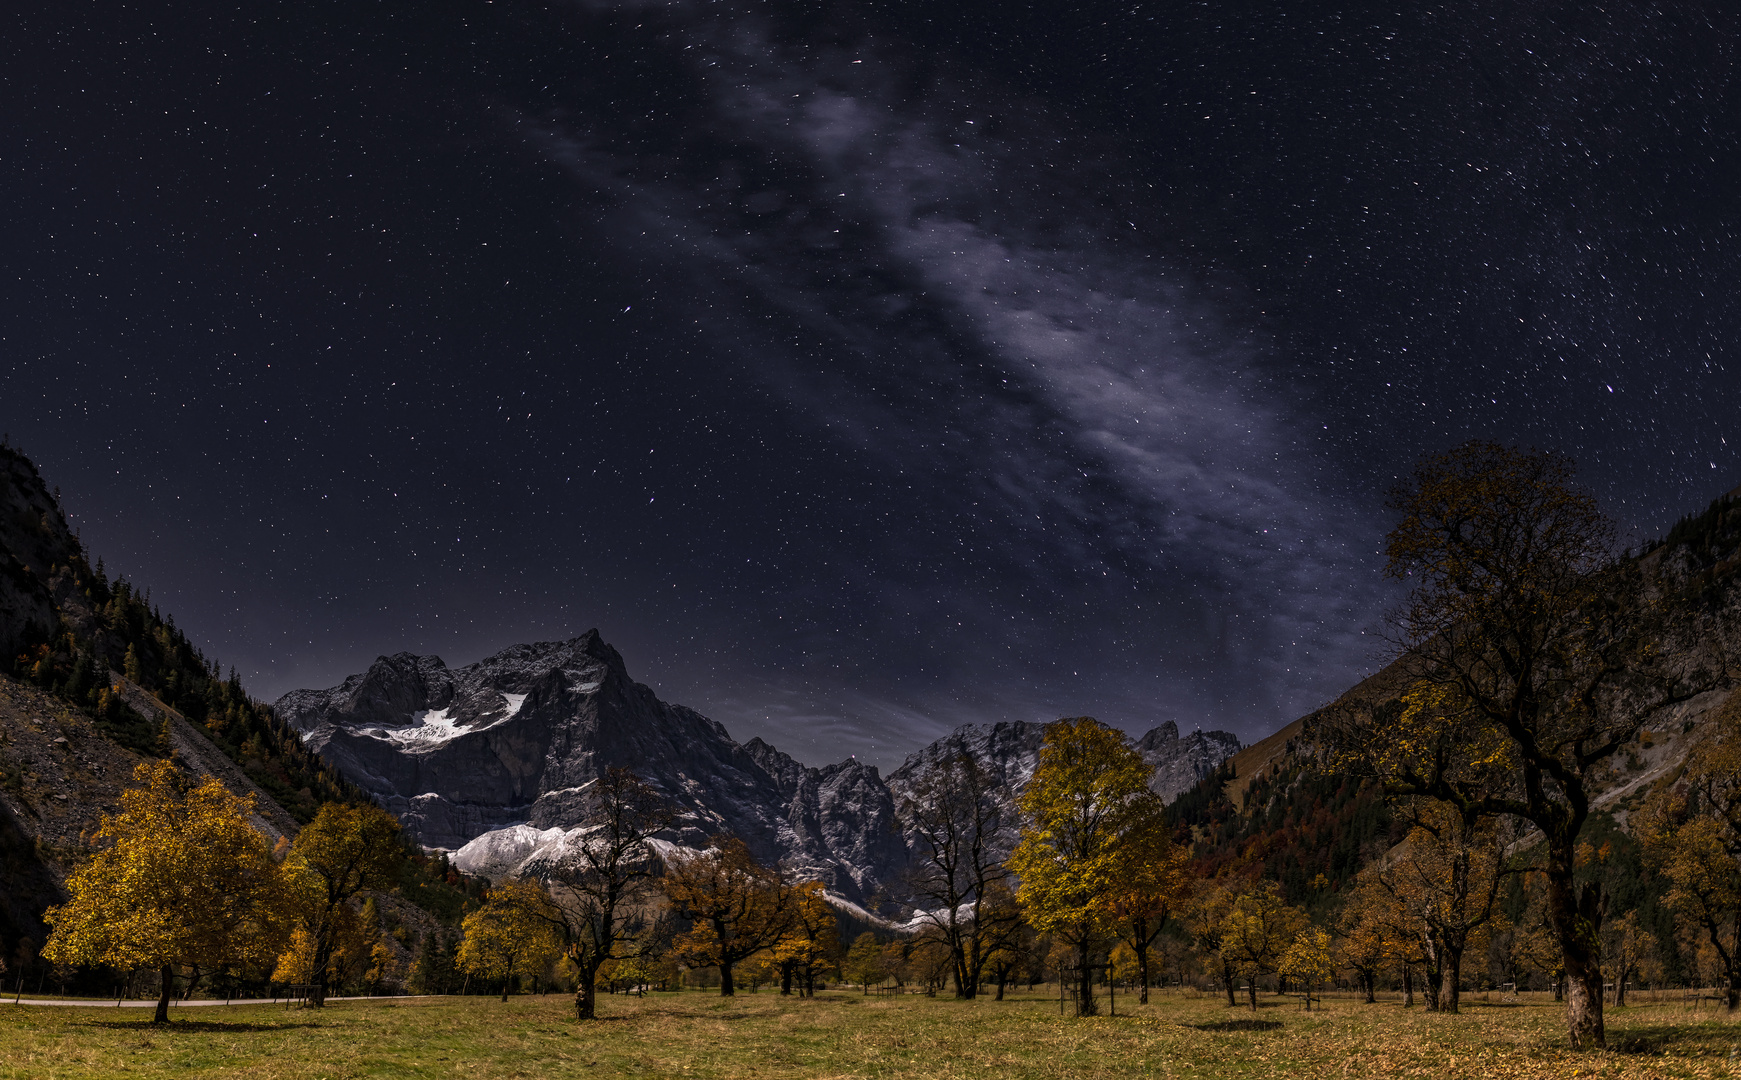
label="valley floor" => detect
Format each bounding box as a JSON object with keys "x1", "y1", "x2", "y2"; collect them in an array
[{"x1": 1, "y1": 986, "x2": 1738, "y2": 1080}]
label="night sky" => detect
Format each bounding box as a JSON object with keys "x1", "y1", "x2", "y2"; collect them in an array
[{"x1": 4, "y1": 1, "x2": 1737, "y2": 768}]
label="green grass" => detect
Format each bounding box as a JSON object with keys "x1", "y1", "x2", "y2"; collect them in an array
[{"x1": 3, "y1": 987, "x2": 1740, "y2": 1079}]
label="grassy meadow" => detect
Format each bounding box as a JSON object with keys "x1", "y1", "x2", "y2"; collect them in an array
[{"x1": 3, "y1": 986, "x2": 1740, "y2": 1080}]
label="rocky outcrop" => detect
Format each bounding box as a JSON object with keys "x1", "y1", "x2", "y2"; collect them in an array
[
  {"x1": 0, "y1": 447, "x2": 80, "y2": 660},
  {"x1": 1137, "y1": 721, "x2": 1244, "y2": 800}
]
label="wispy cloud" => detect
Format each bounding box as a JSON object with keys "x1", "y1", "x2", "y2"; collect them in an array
[{"x1": 523, "y1": 2, "x2": 1388, "y2": 757}]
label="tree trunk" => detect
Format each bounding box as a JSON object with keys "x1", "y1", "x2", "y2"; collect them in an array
[
  {"x1": 576, "y1": 976, "x2": 598, "y2": 1020},
  {"x1": 1363, "y1": 970, "x2": 1376, "y2": 1004},
  {"x1": 1136, "y1": 941, "x2": 1151, "y2": 1005},
  {"x1": 153, "y1": 965, "x2": 172, "y2": 1025},
  {"x1": 1222, "y1": 959, "x2": 1237, "y2": 1007},
  {"x1": 1547, "y1": 865, "x2": 1606, "y2": 1050},
  {"x1": 1075, "y1": 938, "x2": 1097, "y2": 1017},
  {"x1": 311, "y1": 935, "x2": 333, "y2": 1008},
  {"x1": 720, "y1": 962, "x2": 735, "y2": 997},
  {"x1": 1564, "y1": 961, "x2": 1604, "y2": 1051},
  {"x1": 1245, "y1": 977, "x2": 1257, "y2": 1012},
  {"x1": 780, "y1": 960, "x2": 792, "y2": 996},
  {"x1": 1403, "y1": 965, "x2": 1414, "y2": 1008},
  {"x1": 1730, "y1": 913, "x2": 1741, "y2": 1012},
  {"x1": 1439, "y1": 947, "x2": 1462, "y2": 1015}
]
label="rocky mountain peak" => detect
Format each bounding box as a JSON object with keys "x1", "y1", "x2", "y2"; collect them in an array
[{"x1": 276, "y1": 634, "x2": 1245, "y2": 907}]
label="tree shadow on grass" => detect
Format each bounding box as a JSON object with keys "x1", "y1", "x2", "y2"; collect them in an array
[
  {"x1": 1608, "y1": 1025, "x2": 1741, "y2": 1057},
  {"x1": 1185, "y1": 1019, "x2": 1284, "y2": 1033},
  {"x1": 78, "y1": 1019, "x2": 321, "y2": 1033}
]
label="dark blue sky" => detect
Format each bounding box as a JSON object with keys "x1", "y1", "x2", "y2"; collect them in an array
[{"x1": 4, "y1": 1, "x2": 1737, "y2": 769}]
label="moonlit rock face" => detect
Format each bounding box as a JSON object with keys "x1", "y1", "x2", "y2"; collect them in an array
[
  {"x1": 450, "y1": 823, "x2": 570, "y2": 879},
  {"x1": 884, "y1": 719, "x2": 1239, "y2": 868},
  {"x1": 275, "y1": 630, "x2": 1242, "y2": 905},
  {"x1": 274, "y1": 631, "x2": 909, "y2": 902}
]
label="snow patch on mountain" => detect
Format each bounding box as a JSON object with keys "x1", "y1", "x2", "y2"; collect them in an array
[{"x1": 276, "y1": 631, "x2": 1242, "y2": 907}]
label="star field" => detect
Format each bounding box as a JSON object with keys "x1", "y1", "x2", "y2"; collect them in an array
[{"x1": 3, "y1": 0, "x2": 1737, "y2": 768}]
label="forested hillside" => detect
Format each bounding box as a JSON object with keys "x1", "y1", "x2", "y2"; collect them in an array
[{"x1": 0, "y1": 444, "x2": 472, "y2": 995}]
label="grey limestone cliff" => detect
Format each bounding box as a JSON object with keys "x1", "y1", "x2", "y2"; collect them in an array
[
  {"x1": 274, "y1": 632, "x2": 903, "y2": 902},
  {"x1": 276, "y1": 634, "x2": 1243, "y2": 906}
]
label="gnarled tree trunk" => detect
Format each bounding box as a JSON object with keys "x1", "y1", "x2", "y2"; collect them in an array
[
  {"x1": 153, "y1": 965, "x2": 172, "y2": 1024},
  {"x1": 1439, "y1": 948, "x2": 1463, "y2": 1015},
  {"x1": 1547, "y1": 863, "x2": 1606, "y2": 1049}
]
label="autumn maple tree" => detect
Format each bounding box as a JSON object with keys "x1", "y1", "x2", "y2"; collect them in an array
[
  {"x1": 774, "y1": 881, "x2": 840, "y2": 996},
  {"x1": 1636, "y1": 692, "x2": 1741, "y2": 1010},
  {"x1": 1309, "y1": 441, "x2": 1707, "y2": 1049},
  {"x1": 456, "y1": 879, "x2": 563, "y2": 1000},
  {"x1": 1218, "y1": 882, "x2": 1306, "y2": 1011},
  {"x1": 662, "y1": 836, "x2": 793, "y2": 995},
  {"x1": 43, "y1": 761, "x2": 296, "y2": 1023},
  {"x1": 1103, "y1": 795, "x2": 1192, "y2": 1004},
  {"x1": 1378, "y1": 800, "x2": 1509, "y2": 1014},
  {"x1": 282, "y1": 801, "x2": 404, "y2": 1007},
  {"x1": 1008, "y1": 717, "x2": 1158, "y2": 1017}
]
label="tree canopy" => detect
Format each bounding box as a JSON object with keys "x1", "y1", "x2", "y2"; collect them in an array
[
  {"x1": 1008, "y1": 717, "x2": 1158, "y2": 1016},
  {"x1": 1309, "y1": 441, "x2": 1711, "y2": 1049},
  {"x1": 283, "y1": 801, "x2": 404, "y2": 1006},
  {"x1": 663, "y1": 836, "x2": 794, "y2": 996},
  {"x1": 43, "y1": 761, "x2": 295, "y2": 1022}
]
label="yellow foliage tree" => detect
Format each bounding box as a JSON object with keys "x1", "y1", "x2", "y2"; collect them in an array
[
  {"x1": 774, "y1": 881, "x2": 840, "y2": 996},
  {"x1": 1637, "y1": 692, "x2": 1741, "y2": 1011},
  {"x1": 1219, "y1": 882, "x2": 1307, "y2": 1011},
  {"x1": 1602, "y1": 910, "x2": 1659, "y2": 1007},
  {"x1": 1008, "y1": 717, "x2": 1156, "y2": 1017},
  {"x1": 1336, "y1": 874, "x2": 1405, "y2": 1003},
  {"x1": 1379, "y1": 801, "x2": 1508, "y2": 1014},
  {"x1": 1279, "y1": 927, "x2": 1335, "y2": 1010},
  {"x1": 43, "y1": 761, "x2": 295, "y2": 1023},
  {"x1": 283, "y1": 802, "x2": 403, "y2": 1007},
  {"x1": 1181, "y1": 878, "x2": 1243, "y2": 1007},
  {"x1": 843, "y1": 931, "x2": 886, "y2": 993},
  {"x1": 456, "y1": 880, "x2": 562, "y2": 1001},
  {"x1": 1103, "y1": 796, "x2": 1192, "y2": 1004},
  {"x1": 270, "y1": 898, "x2": 377, "y2": 995}
]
